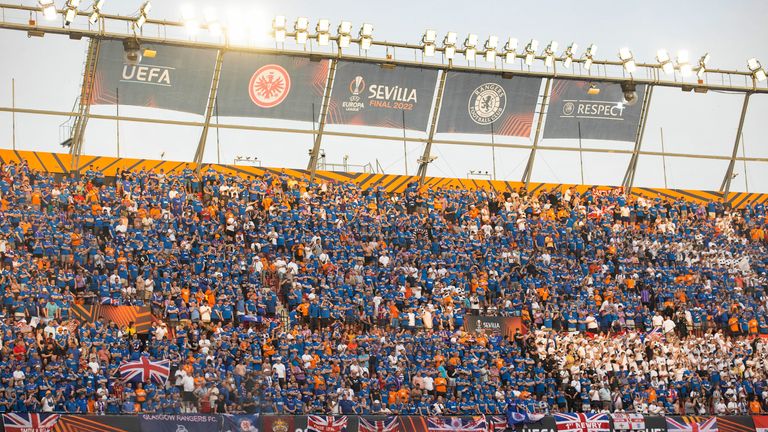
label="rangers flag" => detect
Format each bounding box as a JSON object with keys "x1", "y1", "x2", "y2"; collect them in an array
[
  {"x1": 612, "y1": 414, "x2": 645, "y2": 430},
  {"x1": 307, "y1": 416, "x2": 349, "y2": 432},
  {"x1": 118, "y1": 356, "x2": 170, "y2": 384},
  {"x1": 359, "y1": 417, "x2": 399, "y2": 432},
  {"x1": 666, "y1": 417, "x2": 719, "y2": 432},
  {"x1": 2, "y1": 413, "x2": 60, "y2": 432},
  {"x1": 427, "y1": 417, "x2": 488, "y2": 432},
  {"x1": 554, "y1": 413, "x2": 610, "y2": 432}
]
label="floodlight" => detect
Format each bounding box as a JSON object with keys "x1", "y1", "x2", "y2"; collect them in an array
[
  {"x1": 543, "y1": 40, "x2": 557, "y2": 68},
  {"x1": 443, "y1": 32, "x2": 457, "y2": 60},
  {"x1": 294, "y1": 17, "x2": 309, "y2": 44},
  {"x1": 64, "y1": 0, "x2": 79, "y2": 26},
  {"x1": 337, "y1": 21, "x2": 352, "y2": 48},
  {"x1": 134, "y1": 1, "x2": 151, "y2": 30},
  {"x1": 524, "y1": 39, "x2": 538, "y2": 65},
  {"x1": 422, "y1": 29, "x2": 437, "y2": 57},
  {"x1": 504, "y1": 38, "x2": 518, "y2": 64},
  {"x1": 464, "y1": 34, "x2": 477, "y2": 60},
  {"x1": 89, "y1": 0, "x2": 105, "y2": 25},
  {"x1": 444, "y1": 45, "x2": 455, "y2": 60},
  {"x1": 181, "y1": 5, "x2": 199, "y2": 35},
  {"x1": 696, "y1": 53, "x2": 709, "y2": 80},
  {"x1": 316, "y1": 19, "x2": 330, "y2": 46},
  {"x1": 656, "y1": 49, "x2": 674, "y2": 75},
  {"x1": 39, "y1": 0, "x2": 57, "y2": 20},
  {"x1": 141, "y1": 1, "x2": 151, "y2": 14},
  {"x1": 135, "y1": 14, "x2": 147, "y2": 29},
  {"x1": 619, "y1": 47, "x2": 636, "y2": 73},
  {"x1": 484, "y1": 35, "x2": 498, "y2": 62},
  {"x1": 465, "y1": 47, "x2": 476, "y2": 61},
  {"x1": 562, "y1": 43, "x2": 577, "y2": 68},
  {"x1": 444, "y1": 32, "x2": 457, "y2": 46},
  {"x1": 747, "y1": 58, "x2": 767, "y2": 82},
  {"x1": 583, "y1": 43, "x2": 597, "y2": 70},
  {"x1": 207, "y1": 9, "x2": 223, "y2": 37},
  {"x1": 677, "y1": 50, "x2": 692, "y2": 77},
  {"x1": 359, "y1": 23, "x2": 373, "y2": 50}
]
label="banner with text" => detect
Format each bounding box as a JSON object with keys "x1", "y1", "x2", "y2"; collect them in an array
[
  {"x1": 139, "y1": 414, "x2": 219, "y2": 432},
  {"x1": 90, "y1": 39, "x2": 217, "y2": 115},
  {"x1": 437, "y1": 73, "x2": 541, "y2": 137},
  {"x1": 543, "y1": 80, "x2": 646, "y2": 142},
  {"x1": 216, "y1": 53, "x2": 329, "y2": 122},
  {"x1": 326, "y1": 62, "x2": 438, "y2": 131},
  {"x1": 464, "y1": 315, "x2": 525, "y2": 338}
]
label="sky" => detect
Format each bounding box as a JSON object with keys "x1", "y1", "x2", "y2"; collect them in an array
[{"x1": 0, "y1": 0, "x2": 767, "y2": 192}]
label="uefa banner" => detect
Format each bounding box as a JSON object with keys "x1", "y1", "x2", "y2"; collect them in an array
[
  {"x1": 464, "y1": 315, "x2": 525, "y2": 337},
  {"x1": 543, "y1": 80, "x2": 646, "y2": 142},
  {"x1": 90, "y1": 39, "x2": 218, "y2": 115},
  {"x1": 216, "y1": 53, "x2": 329, "y2": 122},
  {"x1": 436, "y1": 72, "x2": 541, "y2": 136},
  {"x1": 139, "y1": 414, "x2": 219, "y2": 432},
  {"x1": 326, "y1": 61, "x2": 438, "y2": 131}
]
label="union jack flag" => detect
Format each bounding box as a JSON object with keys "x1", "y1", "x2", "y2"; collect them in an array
[
  {"x1": 2, "y1": 413, "x2": 60, "y2": 432},
  {"x1": 554, "y1": 413, "x2": 610, "y2": 432},
  {"x1": 487, "y1": 416, "x2": 508, "y2": 432},
  {"x1": 118, "y1": 356, "x2": 170, "y2": 384},
  {"x1": 359, "y1": 417, "x2": 399, "y2": 432},
  {"x1": 427, "y1": 417, "x2": 488, "y2": 432},
  {"x1": 307, "y1": 416, "x2": 349, "y2": 432},
  {"x1": 666, "y1": 417, "x2": 719, "y2": 432}
]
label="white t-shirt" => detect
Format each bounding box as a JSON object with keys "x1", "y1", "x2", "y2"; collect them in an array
[{"x1": 200, "y1": 305, "x2": 212, "y2": 322}]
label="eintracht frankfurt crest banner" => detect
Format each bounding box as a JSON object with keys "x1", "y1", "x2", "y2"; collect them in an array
[
  {"x1": 216, "y1": 53, "x2": 330, "y2": 122},
  {"x1": 436, "y1": 72, "x2": 541, "y2": 136},
  {"x1": 326, "y1": 61, "x2": 438, "y2": 131},
  {"x1": 543, "y1": 79, "x2": 646, "y2": 142},
  {"x1": 90, "y1": 39, "x2": 218, "y2": 115}
]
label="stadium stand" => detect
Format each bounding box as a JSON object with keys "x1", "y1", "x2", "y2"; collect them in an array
[{"x1": 0, "y1": 154, "x2": 766, "y2": 418}]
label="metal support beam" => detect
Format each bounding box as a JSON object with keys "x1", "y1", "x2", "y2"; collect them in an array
[
  {"x1": 720, "y1": 92, "x2": 752, "y2": 197},
  {"x1": 69, "y1": 38, "x2": 100, "y2": 173},
  {"x1": 521, "y1": 78, "x2": 552, "y2": 188},
  {"x1": 417, "y1": 69, "x2": 448, "y2": 185},
  {"x1": 193, "y1": 49, "x2": 225, "y2": 171},
  {"x1": 622, "y1": 85, "x2": 654, "y2": 191},
  {"x1": 308, "y1": 59, "x2": 337, "y2": 185}
]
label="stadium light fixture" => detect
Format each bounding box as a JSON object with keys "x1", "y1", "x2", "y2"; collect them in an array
[
  {"x1": 359, "y1": 23, "x2": 373, "y2": 50},
  {"x1": 656, "y1": 49, "x2": 674, "y2": 75},
  {"x1": 422, "y1": 29, "x2": 437, "y2": 57},
  {"x1": 524, "y1": 39, "x2": 538, "y2": 65},
  {"x1": 134, "y1": 1, "x2": 151, "y2": 30},
  {"x1": 294, "y1": 17, "x2": 309, "y2": 44},
  {"x1": 484, "y1": 35, "x2": 498, "y2": 63},
  {"x1": 181, "y1": 5, "x2": 199, "y2": 35},
  {"x1": 696, "y1": 53, "x2": 710, "y2": 80},
  {"x1": 618, "y1": 47, "x2": 636, "y2": 73},
  {"x1": 747, "y1": 58, "x2": 767, "y2": 82},
  {"x1": 677, "y1": 50, "x2": 692, "y2": 77},
  {"x1": 316, "y1": 19, "x2": 331, "y2": 46},
  {"x1": 206, "y1": 8, "x2": 223, "y2": 37},
  {"x1": 89, "y1": 0, "x2": 105, "y2": 24},
  {"x1": 463, "y1": 34, "x2": 477, "y2": 60},
  {"x1": 583, "y1": 43, "x2": 597, "y2": 70},
  {"x1": 562, "y1": 43, "x2": 577, "y2": 68},
  {"x1": 337, "y1": 21, "x2": 352, "y2": 48},
  {"x1": 503, "y1": 38, "x2": 518, "y2": 64},
  {"x1": 543, "y1": 40, "x2": 558, "y2": 68},
  {"x1": 443, "y1": 32, "x2": 457, "y2": 60},
  {"x1": 64, "y1": 0, "x2": 80, "y2": 25},
  {"x1": 39, "y1": 0, "x2": 57, "y2": 21}
]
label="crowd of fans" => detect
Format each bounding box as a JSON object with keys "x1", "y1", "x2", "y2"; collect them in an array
[{"x1": 0, "y1": 159, "x2": 766, "y2": 416}]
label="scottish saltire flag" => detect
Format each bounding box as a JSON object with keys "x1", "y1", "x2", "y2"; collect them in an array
[
  {"x1": 428, "y1": 417, "x2": 488, "y2": 432},
  {"x1": 118, "y1": 356, "x2": 170, "y2": 384},
  {"x1": 666, "y1": 417, "x2": 719, "y2": 432},
  {"x1": 554, "y1": 413, "x2": 610, "y2": 432},
  {"x1": 2, "y1": 413, "x2": 60, "y2": 432},
  {"x1": 307, "y1": 416, "x2": 349, "y2": 432},
  {"x1": 612, "y1": 414, "x2": 645, "y2": 430},
  {"x1": 359, "y1": 417, "x2": 399, "y2": 432}
]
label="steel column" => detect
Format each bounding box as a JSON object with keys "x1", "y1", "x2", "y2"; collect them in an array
[
  {"x1": 720, "y1": 92, "x2": 751, "y2": 197},
  {"x1": 417, "y1": 69, "x2": 448, "y2": 185},
  {"x1": 521, "y1": 77, "x2": 552, "y2": 187},
  {"x1": 308, "y1": 59, "x2": 337, "y2": 185},
  {"x1": 69, "y1": 38, "x2": 101, "y2": 173},
  {"x1": 193, "y1": 49, "x2": 225, "y2": 171},
  {"x1": 622, "y1": 85, "x2": 654, "y2": 191}
]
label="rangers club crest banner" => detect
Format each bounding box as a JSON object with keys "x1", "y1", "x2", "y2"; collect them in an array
[
  {"x1": 436, "y1": 72, "x2": 541, "y2": 136},
  {"x1": 326, "y1": 61, "x2": 438, "y2": 131},
  {"x1": 554, "y1": 413, "x2": 611, "y2": 432},
  {"x1": 216, "y1": 53, "x2": 329, "y2": 122},
  {"x1": 90, "y1": 39, "x2": 218, "y2": 115},
  {"x1": 543, "y1": 79, "x2": 646, "y2": 142}
]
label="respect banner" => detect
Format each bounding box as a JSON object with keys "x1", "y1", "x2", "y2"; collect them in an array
[{"x1": 326, "y1": 61, "x2": 438, "y2": 131}]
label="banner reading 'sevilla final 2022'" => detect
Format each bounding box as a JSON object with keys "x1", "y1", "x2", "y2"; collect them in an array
[
  {"x1": 543, "y1": 79, "x2": 647, "y2": 142},
  {"x1": 90, "y1": 39, "x2": 218, "y2": 115},
  {"x1": 326, "y1": 61, "x2": 439, "y2": 131}
]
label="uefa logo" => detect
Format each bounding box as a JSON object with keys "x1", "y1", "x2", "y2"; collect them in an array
[
  {"x1": 563, "y1": 101, "x2": 576, "y2": 116},
  {"x1": 349, "y1": 76, "x2": 366, "y2": 95},
  {"x1": 249, "y1": 64, "x2": 291, "y2": 108},
  {"x1": 468, "y1": 83, "x2": 506, "y2": 125}
]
